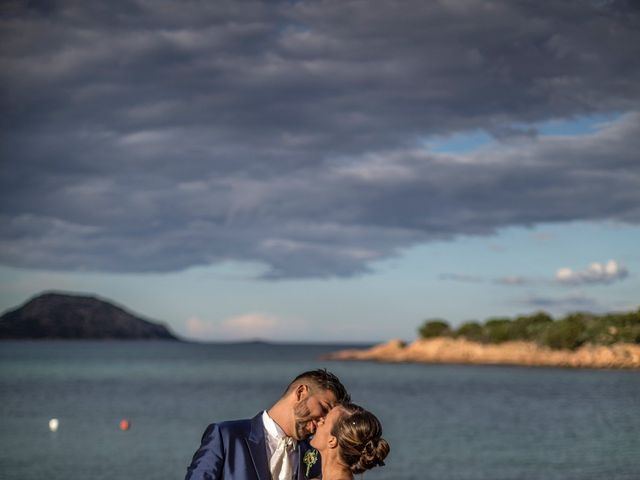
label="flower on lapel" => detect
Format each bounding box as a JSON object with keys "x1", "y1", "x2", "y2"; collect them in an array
[{"x1": 303, "y1": 448, "x2": 318, "y2": 477}]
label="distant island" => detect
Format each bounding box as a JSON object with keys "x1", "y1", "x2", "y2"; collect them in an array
[
  {"x1": 325, "y1": 310, "x2": 640, "y2": 369},
  {"x1": 0, "y1": 292, "x2": 179, "y2": 340}
]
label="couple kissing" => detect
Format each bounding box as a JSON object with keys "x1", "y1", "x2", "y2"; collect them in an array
[{"x1": 185, "y1": 369, "x2": 389, "y2": 480}]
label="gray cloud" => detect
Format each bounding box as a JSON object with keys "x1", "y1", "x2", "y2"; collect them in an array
[
  {"x1": 1, "y1": 0, "x2": 640, "y2": 278},
  {"x1": 494, "y1": 276, "x2": 533, "y2": 286},
  {"x1": 439, "y1": 273, "x2": 484, "y2": 283},
  {"x1": 556, "y1": 260, "x2": 629, "y2": 285},
  {"x1": 444, "y1": 259, "x2": 630, "y2": 287},
  {"x1": 522, "y1": 293, "x2": 604, "y2": 313}
]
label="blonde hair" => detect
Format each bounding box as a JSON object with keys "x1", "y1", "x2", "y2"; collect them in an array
[{"x1": 331, "y1": 403, "x2": 390, "y2": 474}]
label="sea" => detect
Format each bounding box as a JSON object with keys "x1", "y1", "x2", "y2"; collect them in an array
[{"x1": 0, "y1": 341, "x2": 639, "y2": 480}]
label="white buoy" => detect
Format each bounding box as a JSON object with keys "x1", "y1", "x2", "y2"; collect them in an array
[{"x1": 49, "y1": 418, "x2": 59, "y2": 432}]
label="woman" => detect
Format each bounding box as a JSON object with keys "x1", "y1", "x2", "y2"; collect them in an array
[{"x1": 309, "y1": 403, "x2": 389, "y2": 480}]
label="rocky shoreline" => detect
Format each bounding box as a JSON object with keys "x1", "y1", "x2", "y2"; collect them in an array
[{"x1": 324, "y1": 337, "x2": 640, "y2": 369}]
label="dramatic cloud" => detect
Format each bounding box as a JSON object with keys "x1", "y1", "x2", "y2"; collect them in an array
[
  {"x1": 2, "y1": 1, "x2": 640, "y2": 278},
  {"x1": 556, "y1": 260, "x2": 629, "y2": 285}
]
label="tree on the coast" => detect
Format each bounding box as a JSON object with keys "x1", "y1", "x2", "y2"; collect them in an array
[
  {"x1": 538, "y1": 316, "x2": 584, "y2": 350},
  {"x1": 418, "y1": 319, "x2": 451, "y2": 338},
  {"x1": 455, "y1": 321, "x2": 484, "y2": 342},
  {"x1": 512, "y1": 312, "x2": 553, "y2": 341},
  {"x1": 418, "y1": 308, "x2": 640, "y2": 350}
]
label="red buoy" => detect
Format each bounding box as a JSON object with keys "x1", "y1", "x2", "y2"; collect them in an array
[{"x1": 119, "y1": 419, "x2": 131, "y2": 431}]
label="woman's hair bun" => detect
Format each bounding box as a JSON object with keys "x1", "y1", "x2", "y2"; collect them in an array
[{"x1": 350, "y1": 437, "x2": 390, "y2": 474}]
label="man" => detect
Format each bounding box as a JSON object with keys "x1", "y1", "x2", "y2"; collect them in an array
[{"x1": 185, "y1": 369, "x2": 350, "y2": 480}]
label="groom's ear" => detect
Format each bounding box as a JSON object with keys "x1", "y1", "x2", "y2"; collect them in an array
[{"x1": 295, "y1": 383, "x2": 309, "y2": 401}]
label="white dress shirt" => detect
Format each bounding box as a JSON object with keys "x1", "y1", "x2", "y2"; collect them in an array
[{"x1": 262, "y1": 410, "x2": 298, "y2": 478}]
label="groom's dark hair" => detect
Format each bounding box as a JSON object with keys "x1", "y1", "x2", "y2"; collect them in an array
[{"x1": 284, "y1": 369, "x2": 351, "y2": 404}]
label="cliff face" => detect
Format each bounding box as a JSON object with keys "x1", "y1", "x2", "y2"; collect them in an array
[
  {"x1": 0, "y1": 292, "x2": 179, "y2": 340},
  {"x1": 325, "y1": 337, "x2": 640, "y2": 369}
]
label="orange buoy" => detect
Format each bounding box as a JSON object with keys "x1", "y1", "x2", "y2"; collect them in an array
[{"x1": 119, "y1": 419, "x2": 130, "y2": 431}]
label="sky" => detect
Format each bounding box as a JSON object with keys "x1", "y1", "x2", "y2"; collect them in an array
[{"x1": 1, "y1": 0, "x2": 639, "y2": 343}]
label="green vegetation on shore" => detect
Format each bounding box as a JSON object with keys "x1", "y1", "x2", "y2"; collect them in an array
[{"x1": 418, "y1": 309, "x2": 640, "y2": 350}]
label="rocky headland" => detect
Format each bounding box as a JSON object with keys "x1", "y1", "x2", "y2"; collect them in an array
[
  {"x1": 0, "y1": 292, "x2": 179, "y2": 340},
  {"x1": 324, "y1": 337, "x2": 640, "y2": 369}
]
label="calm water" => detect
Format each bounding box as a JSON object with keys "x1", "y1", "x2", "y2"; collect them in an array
[{"x1": 1, "y1": 341, "x2": 639, "y2": 480}]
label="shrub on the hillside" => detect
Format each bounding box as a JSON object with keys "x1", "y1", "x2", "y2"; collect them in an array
[
  {"x1": 540, "y1": 317, "x2": 586, "y2": 350},
  {"x1": 455, "y1": 321, "x2": 484, "y2": 342},
  {"x1": 513, "y1": 312, "x2": 554, "y2": 342},
  {"x1": 417, "y1": 309, "x2": 640, "y2": 349},
  {"x1": 484, "y1": 318, "x2": 513, "y2": 343},
  {"x1": 592, "y1": 310, "x2": 640, "y2": 344},
  {"x1": 418, "y1": 319, "x2": 451, "y2": 339}
]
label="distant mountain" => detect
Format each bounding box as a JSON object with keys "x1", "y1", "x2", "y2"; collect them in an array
[{"x1": 0, "y1": 292, "x2": 179, "y2": 340}]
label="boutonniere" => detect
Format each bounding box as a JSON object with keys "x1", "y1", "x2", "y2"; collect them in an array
[{"x1": 303, "y1": 448, "x2": 318, "y2": 477}]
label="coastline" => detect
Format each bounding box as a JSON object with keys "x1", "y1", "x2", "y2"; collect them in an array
[{"x1": 323, "y1": 337, "x2": 640, "y2": 369}]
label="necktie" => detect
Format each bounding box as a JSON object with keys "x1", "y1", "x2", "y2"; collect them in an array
[{"x1": 270, "y1": 436, "x2": 295, "y2": 480}]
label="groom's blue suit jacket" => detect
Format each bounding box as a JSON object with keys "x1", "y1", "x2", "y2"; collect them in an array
[{"x1": 185, "y1": 412, "x2": 321, "y2": 480}]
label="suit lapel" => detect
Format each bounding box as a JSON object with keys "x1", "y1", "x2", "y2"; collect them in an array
[
  {"x1": 246, "y1": 412, "x2": 271, "y2": 480},
  {"x1": 296, "y1": 442, "x2": 305, "y2": 480}
]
